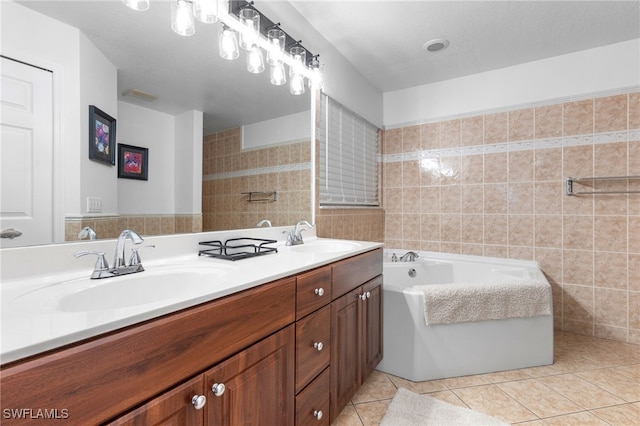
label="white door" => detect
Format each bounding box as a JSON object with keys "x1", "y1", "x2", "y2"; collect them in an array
[{"x1": 1, "y1": 56, "x2": 54, "y2": 247}]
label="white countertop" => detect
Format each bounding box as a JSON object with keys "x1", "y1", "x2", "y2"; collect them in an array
[{"x1": 0, "y1": 228, "x2": 382, "y2": 364}]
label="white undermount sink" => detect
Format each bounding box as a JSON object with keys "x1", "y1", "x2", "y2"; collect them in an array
[
  {"x1": 9, "y1": 266, "x2": 233, "y2": 313},
  {"x1": 290, "y1": 239, "x2": 363, "y2": 253}
]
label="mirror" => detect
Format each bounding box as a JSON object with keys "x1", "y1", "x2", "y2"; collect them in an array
[{"x1": 3, "y1": 1, "x2": 314, "y2": 247}]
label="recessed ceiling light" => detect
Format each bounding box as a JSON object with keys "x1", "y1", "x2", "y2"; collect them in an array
[
  {"x1": 122, "y1": 89, "x2": 158, "y2": 102},
  {"x1": 423, "y1": 39, "x2": 450, "y2": 53}
]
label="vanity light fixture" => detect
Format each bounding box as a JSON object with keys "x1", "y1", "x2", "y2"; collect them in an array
[
  {"x1": 121, "y1": 0, "x2": 149, "y2": 11},
  {"x1": 270, "y1": 63, "x2": 286, "y2": 86},
  {"x1": 122, "y1": 0, "x2": 322, "y2": 96},
  {"x1": 193, "y1": 0, "x2": 218, "y2": 23},
  {"x1": 171, "y1": 0, "x2": 196, "y2": 36},
  {"x1": 246, "y1": 44, "x2": 265, "y2": 73},
  {"x1": 218, "y1": 24, "x2": 240, "y2": 60}
]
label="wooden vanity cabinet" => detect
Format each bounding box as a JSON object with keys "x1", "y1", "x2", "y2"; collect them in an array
[
  {"x1": 330, "y1": 250, "x2": 383, "y2": 423},
  {"x1": 0, "y1": 248, "x2": 382, "y2": 426}
]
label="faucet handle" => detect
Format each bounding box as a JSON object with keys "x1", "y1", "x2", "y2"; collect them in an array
[
  {"x1": 74, "y1": 251, "x2": 109, "y2": 271},
  {"x1": 129, "y1": 244, "x2": 155, "y2": 266},
  {"x1": 282, "y1": 230, "x2": 294, "y2": 246}
]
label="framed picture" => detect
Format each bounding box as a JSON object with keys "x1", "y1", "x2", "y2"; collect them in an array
[
  {"x1": 118, "y1": 144, "x2": 148, "y2": 180},
  {"x1": 88, "y1": 105, "x2": 116, "y2": 165}
]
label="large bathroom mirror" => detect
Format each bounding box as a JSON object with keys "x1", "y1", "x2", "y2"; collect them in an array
[{"x1": 3, "y1": 1, "x2": 314, "y2": 247}]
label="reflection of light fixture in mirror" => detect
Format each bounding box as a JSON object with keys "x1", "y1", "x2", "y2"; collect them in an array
[
  {"x1": 308, "y1": 55, "x2": 323, "y2": 89},
  {"x1": 290, "y1": 73, "x2": 305, "y2": 96},
  {"x1": 289, "y1": 45, "x2": 306, "y2": 77},
  {"x1": 171, "y1": 0, "x2": 195, "y2": 36},
  {"x1": 270, "y1": 63, "x2": 286, "y2": 86},
  {"x1": 218, "y1": 24, "x2": 239, "y2": 60},
  {"x1": 193, "y1": 0, "x2": 217, "y2": 24},
  {"x1": 267, "y1": 28, "x2": 285, "y2": 65},
  {"x1": 238, "y1": 8, "x2": 260, "y2": 50},
  {"x1": 121, "y1": 0, "x2": 149, "y2": 11},
  {"x1": 247, "y1": 45, "x2": 265, "y2": 74}
]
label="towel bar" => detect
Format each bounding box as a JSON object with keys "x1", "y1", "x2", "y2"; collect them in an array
[{"x1": 565, "y1": 176, "x2": 640, "y2": 196}]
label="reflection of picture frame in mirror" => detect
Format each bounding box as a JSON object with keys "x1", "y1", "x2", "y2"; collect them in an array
[
  {"x1": 118, "y1": 144, "x2": 148, "y2": 181},
  {"x1": 88, "y1": 105, "x2": 116, "y2": 165}
]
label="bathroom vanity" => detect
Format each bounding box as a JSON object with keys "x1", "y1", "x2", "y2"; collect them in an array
[{"x1": 0, "y1": 231, "x2": 382, "y2": 425}]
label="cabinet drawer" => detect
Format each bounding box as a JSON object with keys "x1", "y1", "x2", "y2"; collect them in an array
[
  {"x1": 296, "y1": 367, "x2": 330, "y2": 426},
  {"x1": 332, "y1": 248, "x2": 383, "y2": 298},
  {"x1": 295, "y1": 305, "x2": 331, "y2": 393},
  {"x1": 296, "y1": 265, "x2": 331, "y2": 319}
]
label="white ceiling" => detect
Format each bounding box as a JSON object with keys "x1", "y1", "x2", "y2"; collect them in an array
[{"x1": 14, "y1": 1, "x2": 640, "y2": 133}]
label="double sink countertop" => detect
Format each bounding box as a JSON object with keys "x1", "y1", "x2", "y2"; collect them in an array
[{"x1": 1, "y1": 227, "x2": 382, "y2": 364}]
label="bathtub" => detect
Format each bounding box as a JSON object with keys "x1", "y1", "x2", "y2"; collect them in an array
[{"x1": 377, "y1": 250, "x2": 553, "y2": 382}]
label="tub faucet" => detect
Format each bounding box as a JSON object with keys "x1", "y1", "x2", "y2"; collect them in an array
[
  {"x1": 256, "y1": 219, "x2": 272, "y2": 227},
  {"x1": 399, "y1": 251, "x2": 419, "y2": 262}
]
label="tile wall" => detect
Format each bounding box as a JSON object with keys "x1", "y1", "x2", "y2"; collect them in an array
[
  {"x1": 65, "y1": 214, "x2": 201, "y2": 241},
  {"x1": 202, "y1": 127, "x2": 313, "y2": 230},
  {"x1": 382, "y1": 90, "x2": 640, "y2": 344}
]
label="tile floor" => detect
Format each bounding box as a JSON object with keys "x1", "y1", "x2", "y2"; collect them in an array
[{"x1": 332, "y1": 331, "x2": 640, "y2": 425}]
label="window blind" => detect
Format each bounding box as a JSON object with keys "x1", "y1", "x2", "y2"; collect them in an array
[{"x1": 318, "y1": 94, "x2": 380, "y2": 207}]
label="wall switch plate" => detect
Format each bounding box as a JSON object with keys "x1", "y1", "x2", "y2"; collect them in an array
[{"x1": 87, "y1": 197, "x2": 102, "y2": 213}]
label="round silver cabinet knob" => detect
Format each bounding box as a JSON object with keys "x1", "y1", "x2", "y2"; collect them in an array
[
  {"x1": 211, "y1": 383, "x2": 225, "y2": 397},
  {"x1": 365, "y1": 291, "x2": 371, "y2": 299},
  {"x1": 314, "y1": 288, "x2": 324, "y2": 296},
  {"x1": 359, "y1": 293, "x2": 367, "y2": 301},
  {"x1": 191, "y1": 395, "x2": 206, "y2": 410},
  {"x1": 313, "y1": 410, "x2": 323, "y2": 420},
  {"x1": 313, "y1": 341, "x2": 324, "y2": 351}
]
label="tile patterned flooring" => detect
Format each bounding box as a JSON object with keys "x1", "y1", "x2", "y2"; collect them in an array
[{"x1": 332, "y1": 331, "x2": 640, "y2": 425}]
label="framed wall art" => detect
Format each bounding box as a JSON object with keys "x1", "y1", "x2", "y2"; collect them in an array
[
  {"x1": 118, "y1": 144, "x2": 148, "y2": 180},
  {"x1": 88, "y1": 105, "x2": 116, "y2": 165}
]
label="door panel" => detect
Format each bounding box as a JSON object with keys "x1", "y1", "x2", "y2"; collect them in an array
[{"x1": 1, "y1": 56, "x2": 53, "y2": 247}]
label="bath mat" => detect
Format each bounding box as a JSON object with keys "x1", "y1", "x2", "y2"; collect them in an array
[{"x1": 380, "y1": 388, "x2": 509, "y2": 426}]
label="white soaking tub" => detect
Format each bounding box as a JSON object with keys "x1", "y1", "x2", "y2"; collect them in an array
[{"x1": 377, "y1": 250, "x2": 553, "y2": 382}]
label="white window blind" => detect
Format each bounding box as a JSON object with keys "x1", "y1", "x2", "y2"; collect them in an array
[{"x1": 318, "y1": 94, "x2": 380, "y2": 207}]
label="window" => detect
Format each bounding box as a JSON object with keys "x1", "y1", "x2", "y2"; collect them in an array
[{"x1": 318, "y1": 94, "x2": 380, "y2": 207}]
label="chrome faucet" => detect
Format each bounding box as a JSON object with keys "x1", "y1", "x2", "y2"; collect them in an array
[
  {"x1": 285, "y1": 220, "x2": 315, "y2": 246},
  {"x1": 399, "y1": 251, "x2": 419, "y2": 262},
  {"x1": 74, "y1": 229, "x2": 151, "y2": 279},
  {"x1": 113, "y1": 229, "x2": 144, "y2": 268},
  {"x1": 77, "y1": 226, "x2": 97, "y2": 240},
  {"x1": 256, "y1": 219, "x2": 272, "y2": 227}
]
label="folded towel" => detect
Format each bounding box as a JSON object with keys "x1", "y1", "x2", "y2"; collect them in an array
[{"x1": 416, "y1": 280, "x2": 552, "y2": 325}]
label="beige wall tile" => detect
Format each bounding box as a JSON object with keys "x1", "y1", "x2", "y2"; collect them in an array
[
  {"x1": 535, "y1": 104, "x2": 563, "y2": 139},
  {"x1": 484, "y1": 112, "x2": 508, "y2": 144},
  {"x1": 509, "y1": 150, "x2": 534, "y2": 182},
  {"x1": 629, "y1": 92, "x2": 640, "y2": 129},
  {"x1": 509, "y1": 108, "x2": 534, "y2": 141},
  {"x1": 383, "y1": 128, "x2": 402, "y2": 154},
  {"x1": 460, "y1": 115, "x2": 484, "y2": 146},
  {"x1": 420, "y1": 122, "x2": 440, "y2": 150},
  {"x1": 564, "y1": 99, "x2": 594, "y2": 136},
  {"x1": 594, "y1": 251, "x2": 627, "y2": 290},
  {"x1": 534, "y1": 148, "x2": 563, "y2": 182},
  {"x1": 484, "y1": 152, "x2": 508, "y2": 183},
  {"x1": 594, "y1": 94, "x2": 628, "y2": 133},
  {"x1": 440, "y1": 119, "x2": 461, "y2": 148},
  {"x1": 402, "y1": 125, "x2": 420, "y2": 153},
  {"x1": 594, "y1": 288, "x2": 628, "y2": 328}
]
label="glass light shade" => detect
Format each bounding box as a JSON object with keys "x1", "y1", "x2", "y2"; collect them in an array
[
  {"x1": 270, "y1": 63, "x2": 287, "y2": 86},
  {"x1": 267, "y1": 29, "x2": 285, "y2": 65},
  {"x1": 171, "y1": 0, "x2": 195, "y2": 36},
  {"x1": 290, "y1": 73, "x2": 305, "y2": 95},
  {"x1": 194, "y1": 0, "x2": 218, "y2": 23},
  {"x1": 289, "y1": 46, "x2": 306, "y2": 77},
  {"x1": 218, "y1": 25, "x2": 239, "y2": 60},
  {"x1": 121, "y1": 0, "x2": 149, "y2": 11},
  {"x1": 247, "y1": 45, "x2": 265, "y2": 74},
  {"x1": 239, "y1": 8, "x2": 260, "y2": 50}
]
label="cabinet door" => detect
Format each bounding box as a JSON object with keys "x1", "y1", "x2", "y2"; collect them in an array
[
  {"x1": 330, "y1": 287, "x2": 362, "y2": 422},
  {"x1": 108, "y1": 376, "x2": 205, "y2": 426},
  {"x1": 362, "y1": 276, "x2": 383, "y2": 379},
  {"x1": 204, "y1": 325, "x2": 295, "y2": 426}
]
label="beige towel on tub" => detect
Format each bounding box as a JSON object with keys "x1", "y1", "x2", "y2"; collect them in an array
[{"x1": 416, "y1": 280, "x2": 552, "y2": 325}]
